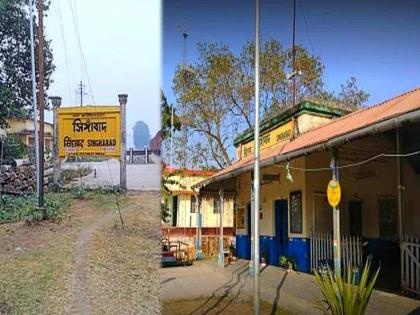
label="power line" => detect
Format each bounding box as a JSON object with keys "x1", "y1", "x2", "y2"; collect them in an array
[
  {"x1": 300, "y1": 0, "x2": 315, "y2": 54},
  {"x1": 273, "y1": 149, "x2": 420, "y2": 173},
  {"x1": 68, "y1": 0, "x2": 95, "y2": 105},
  {"x1": 55, "y1": 0, "x2": 73, "y2": 105}
]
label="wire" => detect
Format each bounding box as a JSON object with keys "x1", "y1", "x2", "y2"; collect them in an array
[
  {"x1": 68, "y1": 0, "x2": 95, "y2": 105},
  {"x1": 66, "y1": 0, "x2": 124, "y2": 229},
  {"x1": 300, "y1": 0, "x2": 315, "y2": 54},
  {"x1": 56, "y1": 0, "x2": 73, "y2": 104},
  {"x1": 273, "y1": 149, "x2": 420, "y2": 172}
]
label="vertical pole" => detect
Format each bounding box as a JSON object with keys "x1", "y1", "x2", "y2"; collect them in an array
[
  {"x1": 219, "y1": 188, "x2": 225, "y2": 268},
  {"x1": 51, "y1": 97, "x2": 61, "y2": 189},
  {"x1": 145, "y1": 146, "x2": 148, "y2": 164},
  {"x1": 253, "y1": 0, "x2": 261, "y2": 313},
  {"x1": 118, "y1": 94, "x2": 128, "y2": 190},
  {"x1": 29, "y1": 0, "x2": 41, "y2": 210},
  {"x1": 170, "y1": 105, "x2": 174, "y2": 168},
  {"x1": 36, "y1": 0, "x2": 45, "y2": 213},
  {"x1": 196, "y1": 194, "x2": 203, "y2": 260},
  {"x1": 396, "y1": 126, "x2": 404, "y2": 290},
  {"x1": 292, "y1": 0, "x2": 297, "y2": 107},
  {"x1": 331, "y1": 148, "x2": 341, "y2": 275}
]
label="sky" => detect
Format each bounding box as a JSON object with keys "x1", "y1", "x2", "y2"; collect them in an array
[
  {"x1": 44, "y1": 0, "x2": 161, "y2": 147},
  {"x1": 163, "y1": 0, "x2": 420, "y2": 107}
]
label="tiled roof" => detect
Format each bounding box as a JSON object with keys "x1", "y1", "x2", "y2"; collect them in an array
[{"x1": 197, "y1": 87, "x2": 420, "y2": 185}]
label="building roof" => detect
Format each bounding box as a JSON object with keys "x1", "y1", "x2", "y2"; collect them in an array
[{"x1": 194, "y1": 87, "x2": 420, "y2": 188}]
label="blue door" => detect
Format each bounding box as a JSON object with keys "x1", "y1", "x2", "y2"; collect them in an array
[
  {"x1": 275, "y1": 199, "x2": 288, "y2": 264},
  {"x1": 245, "y1": 202, "x2": 251, "y2": 259}
]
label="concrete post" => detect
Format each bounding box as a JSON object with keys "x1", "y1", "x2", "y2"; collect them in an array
[
  {"x1": 118, "y1": 94, "x2": 127, "y2": 190},
  {"x1": 218, "y1": 188, "x2": 225, "y2": 268},
  {"x1": 50, "y1": 96, "x2": 61, "y2": 190}
]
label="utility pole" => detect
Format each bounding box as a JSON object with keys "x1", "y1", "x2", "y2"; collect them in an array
[
  {"x1": 29, "y1": 0, "x2": 41, "y2": 213},
  {"x1": 77, "y1": 81, "x2": 86, "y2": 106},
  {"x1": 292, "y1": 0, "x2": 297, "y2": 107},
  {"x1": 179, "y1": 18, "x2": 188, "y2": 169},
  {"x1": 36, "y1": 0, "x2": 45, "y2": 215},
  {"x1": 253, "y1": 0, "x2": 261, "y2": 314}
]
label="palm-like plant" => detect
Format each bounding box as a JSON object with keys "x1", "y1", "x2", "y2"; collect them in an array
[{"x1": 314, "y1": 257, "x2": 380, "y2": 315}]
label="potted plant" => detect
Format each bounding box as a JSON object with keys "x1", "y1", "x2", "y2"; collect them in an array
[{"x1": 279, "y1": 255, "x2": 296, "y2": 272}]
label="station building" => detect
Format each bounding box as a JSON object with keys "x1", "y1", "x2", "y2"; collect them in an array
[
  {"x1": 194, "y1": 88, "x2": 420, "y2": 295},
  {"x1": 162, "y1": 167, "x2": 235, "y2": 256}
]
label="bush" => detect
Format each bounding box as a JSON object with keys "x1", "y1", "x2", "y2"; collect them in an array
[
  {"x1": 314, "y1": 257, "x2": 380, "y2": 315},
  {"x1": 0, "y1": 193, "x2": 71, "y2": 224}
]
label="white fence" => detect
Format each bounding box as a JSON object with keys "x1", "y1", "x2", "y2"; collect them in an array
[
  {"x1": 401, "y1": 235, "x2": 420, "y2": 297},
  {"x1": 310, "y1": 232, "x2": 363, "y2": 275}
]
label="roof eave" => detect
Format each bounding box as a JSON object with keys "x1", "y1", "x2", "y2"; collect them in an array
[{"x1": 193, "y1": 107, "x2": 420, "y2": 189}]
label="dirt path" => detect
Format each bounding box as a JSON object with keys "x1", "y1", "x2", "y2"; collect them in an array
[
  {"x1": 70, "y1": 192, "x2": 161, "y2": 314},
  {"x1": 70, "y1": 209, "x2": 120, "y2": 314}
]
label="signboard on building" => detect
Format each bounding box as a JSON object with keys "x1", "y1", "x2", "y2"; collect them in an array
[
  {"x1": 241, "y1": 121, "x2": 293, "y2": 159},
  {"x1": 58, "y1": 106, "x2": 121, "y2": 158}
]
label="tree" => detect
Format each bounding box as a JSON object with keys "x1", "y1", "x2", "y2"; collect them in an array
[
  {"x1": 172, "y1": 40, "x2": 369, "y2": 168},
  {"x1": 0, "y1": 0, "x2": 55, "y2": 127},
  {"x1": 132, "y1": 121, "x2": 150, "y2": 149},
  {"x1": 0, "y1": 135, "x2": 27, "y2": 166},
  {"x1": 161, "y1": 91, "x2": 181, "y2": 141}
]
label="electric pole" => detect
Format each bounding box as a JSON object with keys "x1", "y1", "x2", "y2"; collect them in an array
[
  {"x1": 77, "y1": 80, "x2": 86, "y2": 106},
  {"x1": 29, "y1": 0, "x2": 41, "y2": 214},
  {"x1": 253, "y1": 0, "x2": 261, "y2": 313},
  {"x1": 179, "y1": 18, "x2": 188, "y2": 169},
  {"x1": 292, "y1": 0, "x2": 297, "y2": 107},
  {"x1": 36, "y1": 0, "x2": 45, "y2": 215}
]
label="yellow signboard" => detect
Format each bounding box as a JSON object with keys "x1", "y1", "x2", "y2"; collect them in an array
[
  {"x1": 327, "y1": 179, "x2": 341, "y2": 208},
  {"x1": 241, "y1": 120, "x2": 293, "y2": 158},
  {"x1": 58, "y1": 106, "x2": 121, "y2": 158}
]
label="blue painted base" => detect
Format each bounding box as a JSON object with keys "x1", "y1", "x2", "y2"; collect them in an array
[
  {"x1": 236, "y1": 234, "x2": 311, "y2": 273},
  {"x1": 236, "y1": 234, "x2": 251, "y2": 260}
]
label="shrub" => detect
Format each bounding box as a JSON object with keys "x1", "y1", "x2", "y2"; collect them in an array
[{"x1": 314, "y1": 257, "x2": 380, "y2": 315}]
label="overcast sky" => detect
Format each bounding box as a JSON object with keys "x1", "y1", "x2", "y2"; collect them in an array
[{"x1": 45, "y1": 0, "x2": 161, "y2": 147}]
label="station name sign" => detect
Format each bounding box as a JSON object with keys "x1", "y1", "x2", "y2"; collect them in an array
[
  {"x1": 240, "y1": 120, "x2": 293, "y2": 159},
  {"x1": 58, "y1": 106, "x2": 121, "y2": 158}
]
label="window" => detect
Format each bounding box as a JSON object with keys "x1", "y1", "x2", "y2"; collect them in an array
[
  {"x1": 213, "y1": 197, "x2": 220, "y2": 213},
  {"x1": 378, "y1": 198, "x2": 396, "y2": 238},
  {"x1": 290, "y1": 191, "x2": 303, "y2": 234},
  {"x1": 190, "y1": 195, "x2": 197, "y2": 213}
]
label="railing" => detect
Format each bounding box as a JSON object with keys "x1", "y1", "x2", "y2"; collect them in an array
[
  {"x1": 310, "y1": 232, "x2": 363, "y2": 276},
  {"x1": 401, "y1": 235, "x2": 420, "y2": 297}
]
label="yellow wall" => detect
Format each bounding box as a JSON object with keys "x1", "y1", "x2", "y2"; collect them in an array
[
  {"x1": 236, "y1": 157, "x2": 307, "y2": 237},
  {"x1": 164, "y1": 172, "x2": 234, "y2": 228},
  {"x1": 235, "y1": 133, "x2": 420, "y2": 239},
  {"x1": 168, "y1": 193, "x2": 234, "y2": 228}
]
